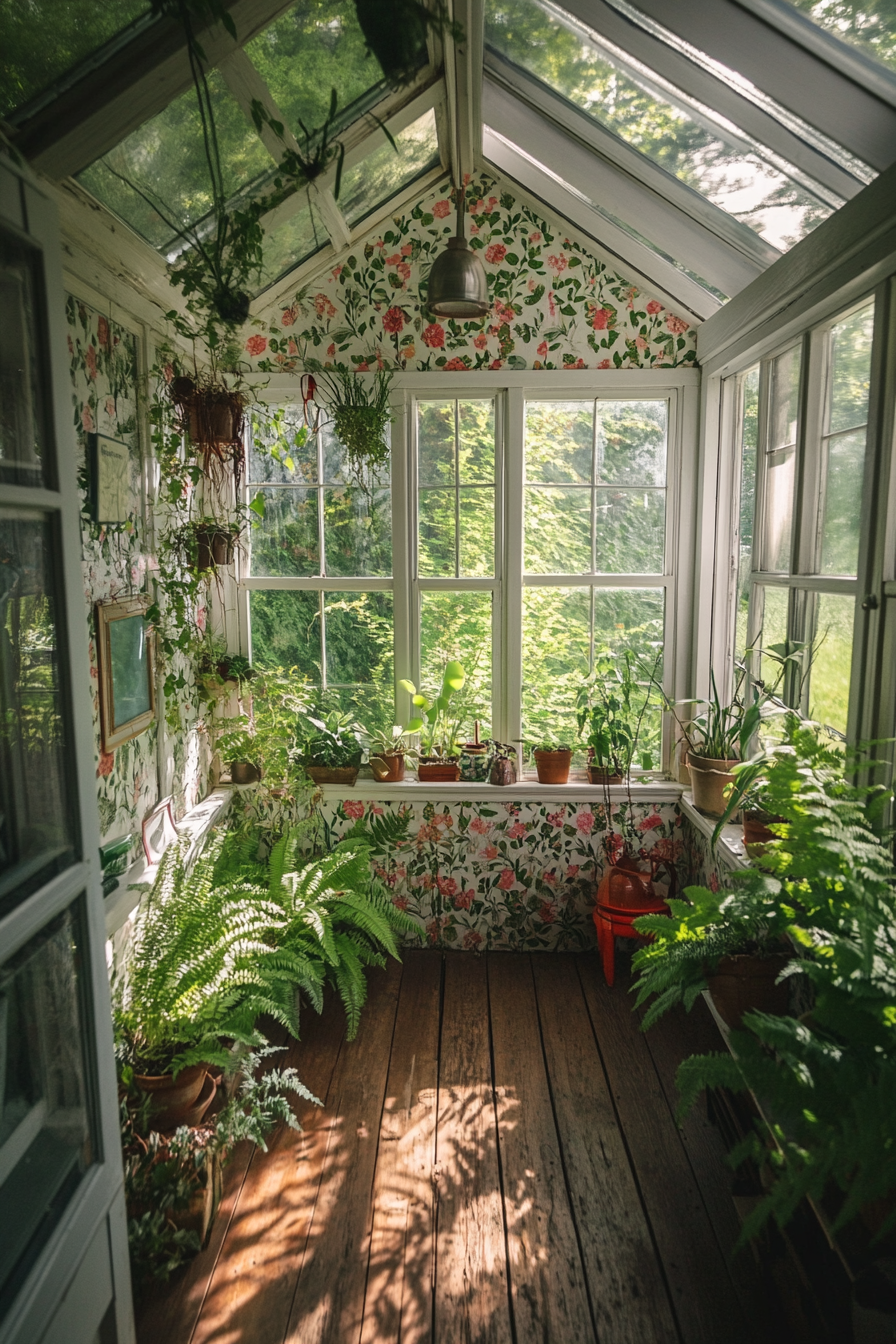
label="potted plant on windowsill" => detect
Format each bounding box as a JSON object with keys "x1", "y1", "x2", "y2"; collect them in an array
[
  {"x1": 399, "y1": 661, "x2": 466, "y2": 782},
  {"x1": 198, "y1": 647, "x2": 256, "y2": 700},
  {"x1": 364, "y1": 723, "x2": 417, "y2": 782},
  {"x1": 576, "y1": 647, "x2": 656, "y2": 785},
  {"x1": 531, "y1": 742, "x2": 574, "y2": 785},
  {"x1": 296, "y1": 705, "x2": 364, "y2": 786}
]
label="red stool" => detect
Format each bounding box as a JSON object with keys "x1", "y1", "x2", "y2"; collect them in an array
[{"x1": 593, "y1": 855, "x2": 673, "y2": 986}]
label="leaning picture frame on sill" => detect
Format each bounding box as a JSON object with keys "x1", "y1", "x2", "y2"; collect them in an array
[{"x1": 95, "y1": 595, "x2": 156, "y2": 751}]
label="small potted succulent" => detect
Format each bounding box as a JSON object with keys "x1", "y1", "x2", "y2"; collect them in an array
[
  {"x1": 297, "y1": 706, "x2": 364, "y2": 786},
  {"x1": 399, "y1": 661, "x2": 466, "y2": 782},
  {"x1": 365, "y1": 723, "x2": 417, "y2": 782}
]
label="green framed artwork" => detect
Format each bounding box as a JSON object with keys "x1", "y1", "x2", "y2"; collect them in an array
[{"x1": 95, "y1": 596, "x2": 155, "y2": 750}]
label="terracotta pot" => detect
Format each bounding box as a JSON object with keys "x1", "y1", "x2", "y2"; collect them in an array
[
  {"x1": 370, "y1": 753, "x2": 405, "y2": 782},
  {"x1": 417, "y1": 759, "x2": 461, "y2": 782},
  {"x1": 305, "y1": 765, "x2": 360, "y2": 786},
  {"x1": 687, "y1": 754, "x2": 738, "y2": 817},
  {"x1": 167, "y1": 1151, "x2": 224, "y2": 1249},
  {"x1": 230, "y1": 759, "x2": 261, "y2": 784},
  {"x1": 134, "y1": 1063, "x2": 208, "y2": 1129},
  {"x1": 707, "y1": 953, "x2": 791, "y2": 1030},
  {"x1": 534, "y1": 748, "x2": 572, "y2": 784},
  {"x1": 743, "y1": 811, "x2": 783, "y2": 847},
  {"x1": 588, "y1": 766, "x2": 623, "y2": 785}
]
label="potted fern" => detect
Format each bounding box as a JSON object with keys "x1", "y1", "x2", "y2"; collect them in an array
[
  {"x1": 399, "y1": 661, "x2": 466, "y2": 781},
  {"x1": 297, "y1": 704, "x2": 364, "y2": 785}
]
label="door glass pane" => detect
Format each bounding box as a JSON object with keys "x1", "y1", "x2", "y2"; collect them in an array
[
  {"x1": 420, "y1": 591, "x2": 492, "y2": 738},
  {"x1": 0, "y1": 901, "x2": 96, "y2": 1322},
  {"x1": 810, "y1": 592, "x2": 854, "y2": 736},
  {"x1": 0, "y1": 230, "x2": 50, "y2": 489},
  {"x1": 0, "y1": 511, "x2": 77, "y2": 917},
  {"x1": 522, "y1": 586, "x2": 664, "y2": 762},
  {"x1": 735, "y1": 367, "x2": 760, "y2": 661}
]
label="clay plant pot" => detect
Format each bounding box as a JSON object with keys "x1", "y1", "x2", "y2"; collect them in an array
[
  {"x1": 743, "y1": 811, "x2": 784, "y2": 847},
  {"x1": 588, "y1": 766, "x2": 623, "y2": 785},
  {"x1": 417, "y1": 759, "x2": 461, "y2": 782},
  {"x1": 134, "y1": 1063, "x2": 208, "y2": 1130},
  {"x1": 305, "y1": 765, "x2": 360, "y2": 786},
  {"x1": 687, "y1": 754, "x2": 738, "y2": 817},
  {"x1": 707, "y1": 952, "x2": 791, "y2": 1030},
  {"x1": 167, "y1": 1151, "x2": 225, "y2": 1250},
  {"x1": 534, "y1": 748, "x2": 573, "y2": 785},
  {"x1": 369, "y1": 753, "x2": 405, "y2": 782},
  {"x1": 230, "y1": 759, "x2": 262, "y2": 785}
]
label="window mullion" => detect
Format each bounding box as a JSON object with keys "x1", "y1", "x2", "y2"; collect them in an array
[
  {"x1": 795, "y1": 326, "x2": 827, "y2": 578},
  {"x1": 391, "y1": 390, "x2": 412, "y2": 724},
  {"x1": 503, "y1": 387, "x2": 524, "y2": 746}
]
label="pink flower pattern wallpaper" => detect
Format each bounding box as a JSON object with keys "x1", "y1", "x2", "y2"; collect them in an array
[
  {"x1": 247, "y1": 172, "x2": 698, "y2": 375},
  {"x1": 319, "y1": 795, "x2": 689, "y2": 951}
]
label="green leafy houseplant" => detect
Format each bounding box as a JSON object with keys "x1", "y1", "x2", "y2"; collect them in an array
[
  {"x1": 399, "y1": 661, "x2": 466, "y2": 774},
  {"x1": 214, "y1": 666, "x2": 312, "y2": 789},
  {"x1": 308, "y1": 366, "x2": 393, "y2": 488},
  {"x1": 576, "y1": 645, "x2": 661, "y2": 780},
  {"x1": 296, "y1": 704, "x2": 365, "y2": 782}
]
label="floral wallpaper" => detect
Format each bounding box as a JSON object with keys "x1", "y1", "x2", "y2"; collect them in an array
[
  {"x1": 319, "y1": 795, "x2": 687, "y2": 951},
  {"x1": 247, "y1": 171, "x2": 698, "y2": 375},
  {"x1": 66, "y1": 296, "x2": 208, "y2": 860}
]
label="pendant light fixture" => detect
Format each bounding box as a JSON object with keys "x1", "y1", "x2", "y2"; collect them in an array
[{"x1": 427, "y1": 179, "x2": 491, "y2": 319}]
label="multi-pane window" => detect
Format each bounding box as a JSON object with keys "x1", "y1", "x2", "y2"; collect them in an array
[
  {"x1": 521, "y1": 399, "x2": 669, "y2": 764},
  {"x1": 415, "y1": 399, "x2": 497, "y2": 735},
  {"x1": 734, "y1": 300, "x2": 875, "y2": 736},
  {"x1": 246, "y1": 408, "x2": 393, "y2": 729}
]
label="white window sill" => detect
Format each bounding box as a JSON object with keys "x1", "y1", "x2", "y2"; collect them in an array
[
  {"x1": 313, "y1": 777, "x2": 687, "y2": 804},
  {"x1": 679, "y1": 795, "x2": 748, "y2": 870}
]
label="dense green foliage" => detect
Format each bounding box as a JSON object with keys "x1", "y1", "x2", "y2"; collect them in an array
[{"x1": 634, "y1": 722, "x2": 896, "y2": 1243}]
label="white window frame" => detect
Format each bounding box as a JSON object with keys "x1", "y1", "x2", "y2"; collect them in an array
[{"x1": 242, "y1": 369, "x2": 699, "y2": 774}]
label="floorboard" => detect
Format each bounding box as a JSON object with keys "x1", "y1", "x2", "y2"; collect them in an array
[
  {"x1": 531, "y1": 954, "x2": 680, "y2": 1344},
  {"x1": 138, "y1": 951, "x2": 777, "y2": 1344},
  {"x1": 360, "y1": 951, "x2": 442, "y2": 1344},
  {"x1": 433, "y1": 955, "x2": 512, "y2": 1344},
  {"x1": 489, "y1": 953, "x2": 597, "y2": 1344}
]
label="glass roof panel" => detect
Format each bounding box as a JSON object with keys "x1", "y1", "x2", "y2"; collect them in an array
[
  {"x1": 485, "y1": 0, "x2": 837, "y2": 251},
  {"x1": 258, "y1": 198, "x2": 327, "y2": 291},
  {"x1": 76, "y1": 69, "x2": 272, "y2": 252},
  {"x1": 339, "y1": 108, "x2": 441, "y2": 228},
  {"x1": 246, "y1": 1, "x2": 394, "y2": 136},
  {"x1": 783, "y1": 0, "x2": 896, "y2": 72},
  {"x1": 0, "y1": 0, "x2": 150, "y2": 120}
]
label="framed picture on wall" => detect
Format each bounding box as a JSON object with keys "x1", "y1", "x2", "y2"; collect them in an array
[
  {"x1": 88, "y1": 432, "x2": 131, "y2": 523},
  {"x1": 95, "y1": 596, "x2": 155, "y2": 751}
]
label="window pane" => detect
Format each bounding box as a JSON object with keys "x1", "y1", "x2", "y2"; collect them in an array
[
  {"x1": 324, "y1": 592, "x2": 393, "y2": 692},
  {"x1": 417, "y1": 401, "x2": 455, "y2": 485},
  {"x1": 754, "y1": 584, "x2": 790, "y2": 695},
  {"x1": 592, "y1": 588, "x2": 665, "y2": 770},
  {"x1": 459, "y1": 489, "x2": 494, "y2": 577},
  {"x1": 821, "y1": 430, "x2": 864, "y2": 575},
  {"x1": 594, "y1": 489, "x2": 665, "y2": 574},
  {"x1": 249, "y1": 408, "x2": 317, "y2": 484},
  {"x1": 485, "y1": 0, "x2": 835, "y2": 252},
  {"x1": 1, "y1": 230, "x2": 50, "y2": 488},
  {"x1": 257, "y1": 200, "x2": 326, "y2": 292},
  {"x1": 596, "y1": 400, "x2": 667, "y2": 486},
  {"x1": 783, "y1": 0, "x2": 896, "y2": 73},
  {"x1": 77, "y1": 71, "x2": 271, "y2": 251},
  {"x1": 522, "y1": 586, "x2": 664, "y2": 759},
  {"x1": 249, "y1": 489, "x2": 319, "y2": 576},
  {"x1": 418, "y1": 490, "x2": 456, "y2": 576},
  {"x1": 250, "y1": 589, "x2": 320, "y2": 676},
  {"x1": 323, "y1": 487, "x2": 391, "y2": 577},
  {"x1": 762, "y1": 447, "x2": 796, "y2": 572},
  {"x1": 735, "y1": 367, "x2": 760, "y2": 661},
  {"x1": 458, "y1": 400, "x2": 495, "y2": 484},
  {"x1": 420, "y1": 591, "x2": 492, "y2": 736},
  {"x1": 323, "y1": 417, "x2": 391, "y2": 486},
  {"x1": 0, "y1": 902, "x2": 97, "y2": 1321},
  {"x1": 0, "y1": 511, "x2": 77, "y2": 917},
  {"x1": 810, "y1": 592, "x2": 854, "y2": 735},
  {"x1": 525, "y1": 401, "x2": 593, "y2": 483},
  {"x1": 769, "y1": 346, "x2": 801, "y2": 449},
  {"x1": 339, "y1": 110, "x2": 440, "y2": 229},
  {"x1": 525, "y1": 488, "x2": 591, "y2": 574},
  {"x1": 829, "y1": 303, "x2": 874, "y2": 433}
]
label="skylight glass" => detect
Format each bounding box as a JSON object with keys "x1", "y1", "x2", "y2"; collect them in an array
[
  {"x1": 258, "y1": 199, "x2": 327, "y2": 291},
  {"x1": 339, "y1": 109, "x2": 441, "y2": 228},
  {"x1": 76, "y1": 70, "x2": 272, "y2": 251},
  {"x1": 246, "y1": 1, "x2": 394, "y2": 136},
  {"x1": 784, "y1": 0, "x2": 896, "y2": 72},
  {"x1": 485, "y1": 0, "x2": 838, "y2": 252},
  {"x1": 0, "y1": 0, "x2": 150, "y2": 119}
]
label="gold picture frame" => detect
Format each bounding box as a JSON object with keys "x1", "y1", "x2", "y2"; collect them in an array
[{"x1": 95, "y1": 596, "x2": 156, "y2": 751}]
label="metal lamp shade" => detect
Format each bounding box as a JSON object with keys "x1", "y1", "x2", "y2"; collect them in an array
[{"x1": 428, "y1": 237, "x2": 491, "y2": 319}]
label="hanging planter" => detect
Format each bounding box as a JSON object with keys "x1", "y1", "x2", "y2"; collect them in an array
[
  {"x1": 309, "y1": 366, "x2": 392, "y2": 486},
  {"x1": 168, "y1": 374, "x2": 247, "y2": 492},
  {"x1": 177, "y1": 521, "x2": 241, "y2": 573}
]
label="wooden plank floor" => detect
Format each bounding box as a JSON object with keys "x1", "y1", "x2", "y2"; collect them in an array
[{"x1": 137, "y1": 951, "x2": 774, "y2": 1344}]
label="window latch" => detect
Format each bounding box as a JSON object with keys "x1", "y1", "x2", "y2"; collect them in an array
[{"x1": 861, "y1": 592, "x2": 879, "y2": 611}]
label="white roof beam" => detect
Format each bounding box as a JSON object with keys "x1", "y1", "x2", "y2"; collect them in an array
[
  {"x1": 483, "y1": 76, "x2": 768, "y2": 297},
  {"x1": 618, "y1": 0, "x2": 896, "y2": 171},
  {"x1": 482, "y1": 127, "x2": 718, "y2": 320}
]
